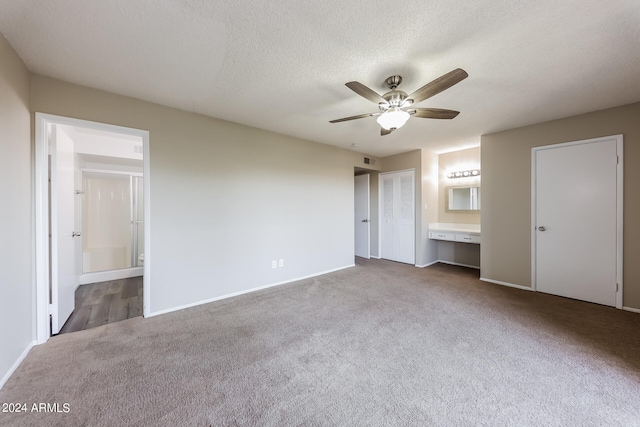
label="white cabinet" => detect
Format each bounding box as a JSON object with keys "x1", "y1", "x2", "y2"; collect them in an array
[
  {"x1": 429, "y1": 231, "x2": 456, "y2": 241},
  {"x1": 428, "y1": 223, "x2": 480, "y2": 244},
  {"x1": 455, "y1": 234, "x2": 481, "y2": 244}
]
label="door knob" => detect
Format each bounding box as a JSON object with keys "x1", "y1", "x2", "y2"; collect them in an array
[
  {"x1": 72, "y1": 231, "x2": 82, "y2": 237},
  {"x1": 538, "y1": 226, "x2": 546, "y2": 231},
  {"x1": 361, "y1": 219, "x2": 369, "y2": 223}
]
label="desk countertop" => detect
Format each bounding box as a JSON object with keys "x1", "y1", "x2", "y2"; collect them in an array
[{"x1": 428, "y1": 223, "x2": 481, "y2": 234}]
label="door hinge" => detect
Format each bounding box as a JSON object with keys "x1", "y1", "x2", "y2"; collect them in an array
[{"x1": 616, "y1": 283, "x2": 619, "y2": 292}]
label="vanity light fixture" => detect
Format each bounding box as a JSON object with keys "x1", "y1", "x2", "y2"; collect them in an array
[{"x1": 447, "y1": 169, "x2": 480, "y2": 179}]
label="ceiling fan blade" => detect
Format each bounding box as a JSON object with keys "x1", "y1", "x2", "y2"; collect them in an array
[
  {"x1": 411, "y1": 108, "x2": 460, "y2": 119},
  {"x1": 345, "y1": 81, "x2": 388, "y2": 104},
  {"x1": 381, "y1": 127, "x2": 392, "y2": 136},
  {"x1": 329, "y1": 112, "x2": 378, "y2": 123},
  {"x1": 406, "y1": 68, "x2": 468, "y2": 104}
]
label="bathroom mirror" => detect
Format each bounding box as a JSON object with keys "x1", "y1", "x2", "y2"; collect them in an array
[{"x1": 446, "y1": 186, "x2": 481, "y2": 211}]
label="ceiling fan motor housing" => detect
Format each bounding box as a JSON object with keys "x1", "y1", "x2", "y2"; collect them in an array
[
  {"x1": 380, "y1": 90, "x2": 408, "y2": 109},
  {"x1": 385, "y1": 75, "x2": 402, "y2": 89},
  {"x1": 380, "y1": 75, "x2": 409, "y2": 109}
]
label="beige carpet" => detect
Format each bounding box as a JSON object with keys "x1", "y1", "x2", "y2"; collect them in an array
[{"x1": 1, "y1": 259, "x2": 639, "y2": 426}]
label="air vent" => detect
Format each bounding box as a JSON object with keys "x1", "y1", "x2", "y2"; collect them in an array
[{"x1": 364, "y1": 157, "x2": 370, "y2": 164}]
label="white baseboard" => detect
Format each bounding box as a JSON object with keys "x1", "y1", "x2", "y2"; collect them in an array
[
  {"x1": 480, "y1": 277, "x2": 533, "y2": 291},
  {"x1": 79, "y1": 267, "x2": 143, "y2": 285},
  {"x1": 415, "y1": 260, "x2": 439, "y2": 268},
  {"x1": 480, "y1": 282, "x2": 637, "y2": 312},
  {"x1": 369, "y1": 255, "x2": 381, "y2": 259},
  {"x1": 147, "y1": 264, "x2": 356, "y2": 318},
  {"x1": 0, "y1": 341, "x2": 35, "y2": 391}
]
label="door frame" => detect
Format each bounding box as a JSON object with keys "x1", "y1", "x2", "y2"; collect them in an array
[
  {"x1": 530, "y1": 134, "x2": 623, "y2": 308},
  {"x1": 34, "y1": 113, "x2": 151, "y2": 343}
]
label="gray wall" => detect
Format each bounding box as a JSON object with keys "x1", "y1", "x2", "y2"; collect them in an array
[
  {"x1": 421, "y1": 149, "x2": 439, "y2": 266},
  {"x1": 0, "y1": 35, "x2": 33, "y2": 387},
  {"x1": 31, "y1": 75, "x2": 380, "y2": 315},
  {"x1": 481, "y1": 102, "x2": 640, "y2": 309}
]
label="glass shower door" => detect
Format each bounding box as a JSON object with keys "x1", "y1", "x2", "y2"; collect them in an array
[{"x1": 82, "y1": 172, "x2": 132, "y2": 273}]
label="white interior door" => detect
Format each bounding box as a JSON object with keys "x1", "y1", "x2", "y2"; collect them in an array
[
  {"x1": 50, "y1": 125, "x2": 79, "y2": 333},
  {"x1": 354, "y1": 174, "x2": 370, "y2": 258},
  {"x1": 533, "y1": 136, "x2": 622, "y2": 307},
  {"x1": 380, "y1": 170, "x2": 415, "y2": 264}
]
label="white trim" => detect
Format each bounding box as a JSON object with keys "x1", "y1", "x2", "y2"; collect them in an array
[
  {"x1": 416, "y1": 260, "x2": 440, "y2": 268},
  {"x1": 623, "y1": 306, "x2": 640, "y2": 314},
  {"x1": 0, "y1": 341, "x2": 35, "y2": 390},
  {"x1": 79, "y1": 267, "x2": 143, "y2": 285},
  {"x1": 146, "y1": 264, "x2": 355, "y2": 318},
  {"x1": 378, "y1": 168, "x2": 416, "y2": 176},
  {"x1": 530, "y1": 150, "x2": 537, "y2": 291},
  {"x1": 480, "y1": 277, "x2": 534, "y2": 291},
  {"x1": 34, "y1": 114, "x2": 50, "y2": 344},
  {"x1": 531, "y1": 135, "x2": 623, "y2": 309},
  {"x1": 366, "y1": 173, "x2": 370, "y2": 259},
  {"x1": 142, "y1": 129, "x2": 151, "y2": 317},
  {"x1": 80, "y1": 168, "x2": 143, "y2": 177},
  {"x1": 616, "y1": 139, "x2": 624, "y2": 309},
  {"x1": 34, "y1": 113, "x2": 151, "y2": 344},
  {"x1": 369, "y1": 255, "x2": 381, "y2": 259}
]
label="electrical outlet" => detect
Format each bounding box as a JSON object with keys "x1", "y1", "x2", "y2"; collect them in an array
[
  {"x1": 272, "y1": 260, "x2": 277, "y2": 269},
  {"x1": 279, "y1": 259, "x2": 284, "y2": 267}
]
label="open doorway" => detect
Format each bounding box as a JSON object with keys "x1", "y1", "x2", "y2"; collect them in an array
[
  {"x1": 35, "y1": 114, "x2": 150, "y2": 343},
  {"x1": 354, "y1": 167, "x2": 379, "y2": 261}
]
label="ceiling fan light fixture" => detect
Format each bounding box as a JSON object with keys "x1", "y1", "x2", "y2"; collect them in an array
[{"x1": 376, "y1": 108, "x2": 410, "y2": 130}]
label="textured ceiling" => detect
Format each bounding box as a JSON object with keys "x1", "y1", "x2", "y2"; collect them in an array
[{"x1": 1, "y1": 0, "x2": 639, "y2": 156}]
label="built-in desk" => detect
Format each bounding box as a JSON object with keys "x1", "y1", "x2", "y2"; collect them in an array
[
  {"x1": 428, "y1": 223, "x2": 480, "y2": 244},
  {"x1": 427, "y1": 223, "x2": 481, "y2": 269}
]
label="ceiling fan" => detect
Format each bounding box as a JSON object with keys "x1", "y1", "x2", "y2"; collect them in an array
[{"x1": 330, "y1": 68, "x2": 468, "y2": 136}]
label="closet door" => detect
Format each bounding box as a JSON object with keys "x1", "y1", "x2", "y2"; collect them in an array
[{"x1": 380, "y1": 170, "x2": 415, "y2": 264}]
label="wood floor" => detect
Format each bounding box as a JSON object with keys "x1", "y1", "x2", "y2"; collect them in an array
[{"x1": 58, "y1": 277, "x2": 143, "y2": 334}]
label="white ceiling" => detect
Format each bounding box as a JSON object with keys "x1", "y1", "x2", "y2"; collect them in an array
[{"x1": 1, "y1": 0, "x2": 639, "y2": 157}]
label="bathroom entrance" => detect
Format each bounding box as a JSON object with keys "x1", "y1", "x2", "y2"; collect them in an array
[{"x1": 35, "y1": 113, "x2": 150, "y2": 342}]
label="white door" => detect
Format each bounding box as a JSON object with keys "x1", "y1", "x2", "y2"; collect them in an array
[
  {"x1": 50, "y1": 125, "x2": 79, "y2": 333},
  {"x1": 354, "y1": 174, "x2": 370, "y2": 258},
  {"x1": 380, "y1": 170, "x2": 415, "y2": 264},
  {"x1": 533, "y1": 136, "x2": 622, "y2": 307}
]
